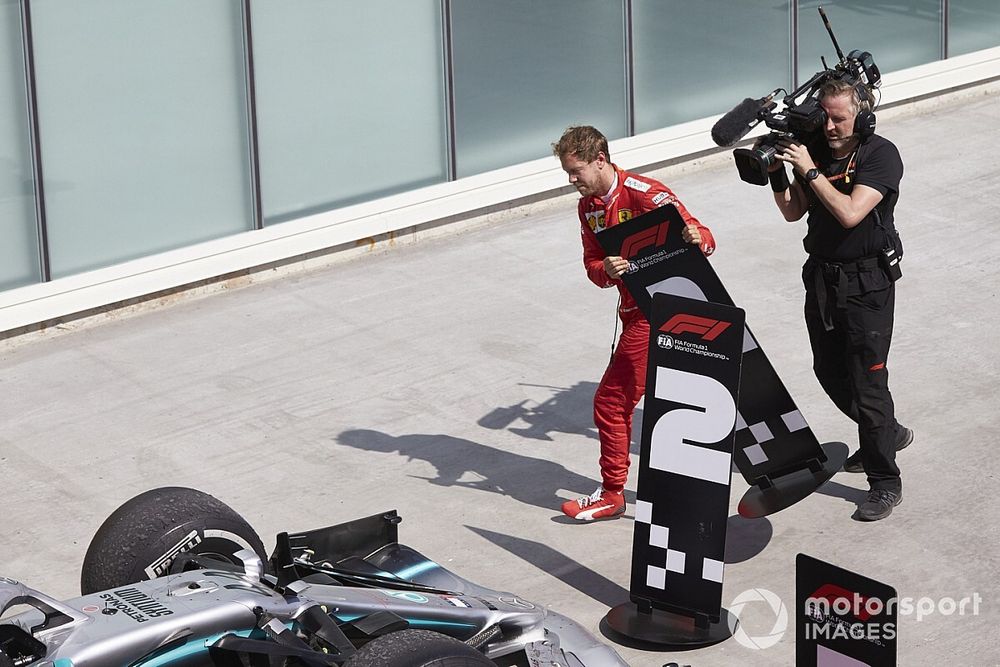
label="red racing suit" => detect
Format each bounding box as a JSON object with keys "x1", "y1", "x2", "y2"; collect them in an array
[{"x1": 579, "y1": 165, "x2": 716, "y2": 493}]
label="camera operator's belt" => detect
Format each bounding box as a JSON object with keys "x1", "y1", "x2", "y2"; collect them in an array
[{"x1": 807, "y1": 255, "x2": 880, "y2": 331}]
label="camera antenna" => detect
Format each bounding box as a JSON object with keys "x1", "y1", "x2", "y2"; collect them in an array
[{"x1": 819, "y1": 7, "x2": 847, "y2": 64}]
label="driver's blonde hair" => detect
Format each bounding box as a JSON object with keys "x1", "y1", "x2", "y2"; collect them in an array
[{"x1": 552, "y1": 126, "x2": 609, "y2": 163}]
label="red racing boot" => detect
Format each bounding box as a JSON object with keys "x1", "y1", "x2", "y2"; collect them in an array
[{"x1": 561, "y1": 486, "x2": 625, "y2": 521}]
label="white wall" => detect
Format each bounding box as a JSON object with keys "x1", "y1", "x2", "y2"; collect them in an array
[{"x1": 1, "y1": 45, "x2": 999, "y2": 335}]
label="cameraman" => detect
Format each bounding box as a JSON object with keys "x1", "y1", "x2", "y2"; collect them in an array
[{"x1": 765, "y1": 79, "x2": 912, "y2": 522}]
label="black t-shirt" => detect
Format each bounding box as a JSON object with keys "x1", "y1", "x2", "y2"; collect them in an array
[{"x1": 797, "y1": 134, "x2": 903, "y2": 261}]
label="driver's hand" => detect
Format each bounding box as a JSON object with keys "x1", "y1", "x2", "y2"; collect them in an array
[
  {"x1": 603, "y1": 256, "x2": 630, "y2": 280},
  {"x1": 681, "y1": 224, "x2": 702, "y2": 246}
]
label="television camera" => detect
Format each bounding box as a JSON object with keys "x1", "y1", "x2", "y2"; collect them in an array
[{"x1": 711, "y1": 8, "x2": 882, "y2": 185}]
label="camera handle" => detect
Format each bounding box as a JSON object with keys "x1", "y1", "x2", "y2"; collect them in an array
[{"x1": 782, "y1": 69, "x2": 830, "y2": 108}]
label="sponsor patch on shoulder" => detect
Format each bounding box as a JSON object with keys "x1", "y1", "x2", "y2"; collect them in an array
[
  {"x1": 623, "y1": 176, "x2": 651, "y2": 193},
  {"x1": 652, "y1": 191, "x2": 674, "y2": 206},
  {"x1": 585, "y1": 210, "x2": 606, "y2": 232}
]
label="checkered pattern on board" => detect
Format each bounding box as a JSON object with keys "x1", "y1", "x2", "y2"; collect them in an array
[
  {"x1": 735, "y1": 409, "x2": 810, "y2": 466},
  {"x1": 635, "y1": 500, "x2": 725, "y2": 590}
]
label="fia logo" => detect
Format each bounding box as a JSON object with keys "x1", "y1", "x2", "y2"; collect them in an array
[{"x1": 656, "y1": 333, "x2": 674, "y2": 350}]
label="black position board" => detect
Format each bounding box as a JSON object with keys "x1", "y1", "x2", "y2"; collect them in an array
[
  {"x1": 597, "y1": 204, "x2": 826, "y2": 487},
  {"x1": 796, "y1": 554, "x2": 898, "y2": 666},
  {"x1": 630, "y1": 292, "x2": 744, "y2": 621}
]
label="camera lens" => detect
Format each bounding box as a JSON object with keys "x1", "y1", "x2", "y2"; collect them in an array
[{"x1": 733, "y1": 141, "x2": 778, "y2": 186}]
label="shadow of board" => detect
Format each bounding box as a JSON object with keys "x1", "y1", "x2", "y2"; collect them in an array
[
  {"x1": 466, "y1": 513, "x2": 771, "y2": 612},
  {"x1": 466, "y1": 525, "x2": 629, "y2": 609}
]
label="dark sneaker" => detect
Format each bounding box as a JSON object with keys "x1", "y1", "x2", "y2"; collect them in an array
[
  {"x1": 843, "y1": 426, "x2": 914, "y2": 473},
  {"x1": 843, "y1": 449, "x2": 864, "y2": 473},
  {"x1": 895, "y1": 426, "x2": 914, "y2": 452},
  {"x1": 854, "y1": 489, "x2": 902, "y2": 521}
]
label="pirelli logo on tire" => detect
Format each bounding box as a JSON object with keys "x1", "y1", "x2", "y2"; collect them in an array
[
  {"x1": 144, "y1": 528, "x2": 255, "y2": 579},
  {"x1": 145, "y1": 531, "x2": 202, "y2": 579}
]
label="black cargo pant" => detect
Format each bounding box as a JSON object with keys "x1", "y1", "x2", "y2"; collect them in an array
[{"x1": 803, "y1": 257, "x2": 902, "y2": 493}]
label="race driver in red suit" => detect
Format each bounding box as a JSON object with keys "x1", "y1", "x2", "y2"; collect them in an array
[{"x1": 552, "y1": 125, "x2": 716, "y2": 521}]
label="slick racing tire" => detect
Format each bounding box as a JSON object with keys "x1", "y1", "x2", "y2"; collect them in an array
[
  {"x1": 81, "y1": 487, "x2": 267, "y2": 595},
  {"x1": 343, "y1": 629, "x2": 494, "y2": 667}
]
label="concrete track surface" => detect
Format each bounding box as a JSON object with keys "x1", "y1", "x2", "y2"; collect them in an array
[{"x1": 2, "y1": 83, "x2": 998, "y2": 665}]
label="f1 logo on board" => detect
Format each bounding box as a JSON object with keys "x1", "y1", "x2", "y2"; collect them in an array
[
  {"x1": 620, "y1": 222, "x2": 670, "y2": 259},
  {"x1": 660, "y1": 314, "x2": 732, "y2": 341}
]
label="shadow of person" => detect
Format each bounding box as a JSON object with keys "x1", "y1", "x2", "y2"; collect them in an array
[
  {"x1": 337, "y1": 429, "x2": 635, "y2": 513},
  {"x1": 816, "y1": 478, "x2": 869, "y2": 506},
  {"x1": 478, "y1": 381, "x2": 599, "y2": 442}
]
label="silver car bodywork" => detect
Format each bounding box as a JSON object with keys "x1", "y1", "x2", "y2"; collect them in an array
[{"x1": 0, "y1": 511, "x2": 626, "y2": 666}]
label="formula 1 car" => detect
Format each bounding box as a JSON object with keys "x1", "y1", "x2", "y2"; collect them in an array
[{"x1": 0, "y1": 487, "x2": 626, "y2": 666}]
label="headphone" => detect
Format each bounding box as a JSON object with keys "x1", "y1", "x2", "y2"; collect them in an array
[{"x1": 853, "y1": 84, "x2": 876, "y2": 137}]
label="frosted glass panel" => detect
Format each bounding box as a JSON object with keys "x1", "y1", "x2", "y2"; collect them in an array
[
  {"x1": 451, "y1": 0, "x2": 626, "y2": 177},
  {"x1": 633, "y1": 0, "x2": 791, "y2": 133},
  {"x1": 949, "y1": 1, "x2": 1000, "y2": 56},
  {"x1": 30, "y1": 0, "x2": 253, "y2": 278},
  {"x1": 0, "y1": 0, "x2": 40, "y2": 289},
  {"x1": 798, "y1": 1, "x2": 940, "y2": 81},
  {"x1": 252, "y1": 1, "x2": 447, "y2": 224}
]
